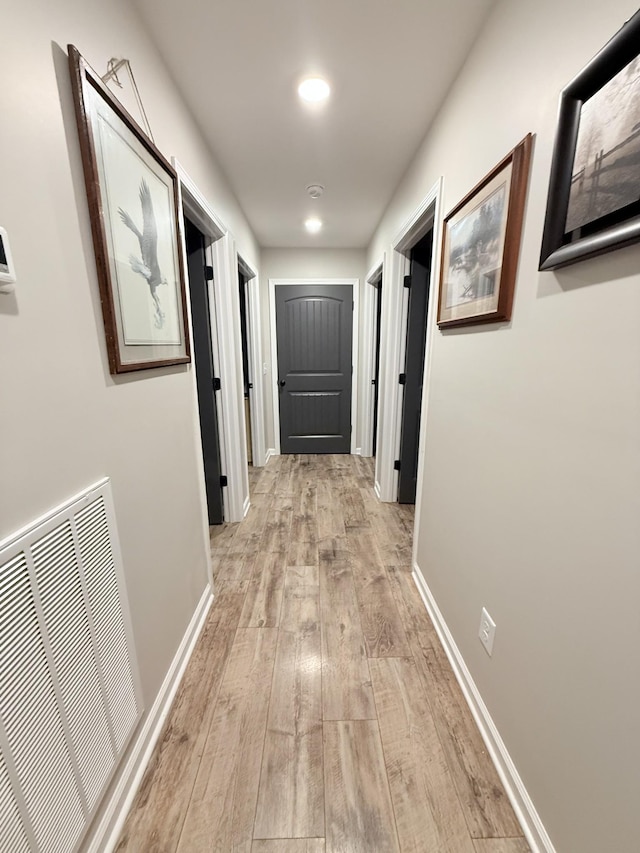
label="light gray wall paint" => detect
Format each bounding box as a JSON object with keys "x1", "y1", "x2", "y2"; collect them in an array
[
  {"x1": 260, "y1": 249, "x2": 367, "y2": 452},
  {"x1": 368, "y1": 1, "x2": 640, "y2": 850},
  {"x1": 0, "y1": 0, "x2": 258, "y2": 807}
]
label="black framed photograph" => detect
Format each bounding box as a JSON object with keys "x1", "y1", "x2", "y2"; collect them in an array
[
  {"x1": 68, "y1": 45, "x2": 190, "y2": 373},
  {"x1": 438, "y1": 135, "x2": 532, "y2": 328},
  {"x1": 539, "y1": 9, "x2": 640, "y2": 271}
]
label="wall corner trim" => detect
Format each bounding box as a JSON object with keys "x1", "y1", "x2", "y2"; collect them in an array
[
  {"x1": 412, "y1": 565, "x2": 557, "y2": 853},
  {"x1": 86, "y1": 586, "x2": 214, "y2": 853},
  {"x1": 265, "y1": 448, "x2": 277, "y2": 464}
]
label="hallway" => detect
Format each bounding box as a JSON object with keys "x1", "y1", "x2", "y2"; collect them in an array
[{"x1": 116, "y1": 455, "x2": 528, "y2": 852}]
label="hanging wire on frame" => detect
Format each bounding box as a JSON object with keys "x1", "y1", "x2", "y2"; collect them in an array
[{"x1": 102, "y1": 58, "x2": 155, "y2": 143}]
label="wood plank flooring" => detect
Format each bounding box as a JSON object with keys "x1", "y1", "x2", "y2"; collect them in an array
[{"x1": 116, "y1": 455, "x2": 529, "y2": 852}]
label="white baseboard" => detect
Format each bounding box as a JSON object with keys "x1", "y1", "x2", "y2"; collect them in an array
[
  {"x1": 243, "y1": 495, "x2": 251, "y2": 518},
  {"x1": 265, "y1": 447, "x2": 277, "y2": 464},
  {"x1": 354, "y1": 447, "x2": 362, "y2": 456},
  {"x1": 87, "y1": 586, "x2": 214, "y2": 853},
  {"x1": 412, "y1": 565, "x2": 556, "y2": 853},
  {"x1": 374, "y1": 480, "x2": 382, "y2": 500}
]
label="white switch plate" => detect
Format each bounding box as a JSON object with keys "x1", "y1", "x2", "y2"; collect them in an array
[{"x1": 478, "y1": 607, "x2": 496, "y2": 656}]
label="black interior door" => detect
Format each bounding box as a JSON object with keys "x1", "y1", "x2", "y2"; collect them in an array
[
  {"x1": 276, "y1": 284, "x2": 352, "y2": 454},
  {"x1": 397, "y1": 229, "x2": 433, "y2": 504},
  {"x1": 372, "y1": 277, "x2": 383, "y2": 457},
  {"x1": 238, "y1": 267, "x2": 253, "y2": 464},
  {"x1": 184, "y1": 217, "x2": 224, "y2": 524}
]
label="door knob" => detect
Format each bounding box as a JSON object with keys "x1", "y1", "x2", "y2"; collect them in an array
[{"x1": 279, "y1": 380, "x2": 286, "y2": 387}]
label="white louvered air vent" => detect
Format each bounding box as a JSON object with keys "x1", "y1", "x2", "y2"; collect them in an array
[{"x1": 0, "y1": 479, "x2": 142, "y2": 852}]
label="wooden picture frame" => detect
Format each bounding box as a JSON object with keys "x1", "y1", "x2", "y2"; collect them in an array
[
  {"x1": 539, "y1": 9, "x2": 640, "y2": 271},
  {"x1": 438, "y1": 134, "x2": 532, "y2": 329},
  {"x1": 68, "y1": 45, "x2": 190, "y2": 373}
]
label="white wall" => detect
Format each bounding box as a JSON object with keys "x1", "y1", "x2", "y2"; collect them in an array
[
  {"x1": 260, "y1": 248, "x2": 367, "y2": 452},
  {"x1": 368, "y1": 1, "x2": 640, "y2": 851},
  {"x1": 0, "y1": 0, "x2": 257, "y2": 833}
]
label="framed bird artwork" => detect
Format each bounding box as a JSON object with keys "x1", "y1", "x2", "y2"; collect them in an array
[{"x1": 68, "y1": 45, "x2": 190, "y2": 373}]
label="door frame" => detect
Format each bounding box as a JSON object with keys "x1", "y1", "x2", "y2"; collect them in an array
[
  {"x1": 174, "y1": 158, "x2": 250, "y2": 523},
  {"x1": 174, "y1": 165, "x2": 222, "y2": 585},
  {"x1": 375, "y1": 178, "x2": 443, "y2": 505},
  {"x1": 269, "y1": 278, "x2": 359, "y2": 456},
  {"x1": 210, "y1": 233, "x2": 251, "y2": 519},
  {"x1": 361, "y1": 258, "x2": 384, "y2": 460},
  {"x1": 238, "y1": 254, "x2": 266, "y2": 468}
]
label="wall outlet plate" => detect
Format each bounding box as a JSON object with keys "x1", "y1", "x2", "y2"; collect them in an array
[{"x1": 479, "y1": 607, "x2": 496, "y2": 656}]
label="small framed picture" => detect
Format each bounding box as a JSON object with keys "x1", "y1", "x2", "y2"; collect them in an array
[
  {"x1": 438, "y1": 135, "x2": 532, "y2": 329},
  {"x1": 0, "y1": 227, "x2": 16, "y2": 285}
]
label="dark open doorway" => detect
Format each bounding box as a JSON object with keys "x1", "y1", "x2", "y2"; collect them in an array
[
  {"x1": 372, "y1": 273, "x2": 383, "y2": 457},
  {"x1": 238, "y1": 266, "x2": 253, "y2": 465},
  {"x1": 184, "y1": 217, "x2": 225, "y2": 524},
  {"x1": 397, "y1": 227, "x2": 433, "y2": 504}
]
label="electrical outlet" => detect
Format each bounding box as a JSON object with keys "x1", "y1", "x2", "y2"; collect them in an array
[{"x1": 478, "y1": 607, "x2": 496, "y2": 656}]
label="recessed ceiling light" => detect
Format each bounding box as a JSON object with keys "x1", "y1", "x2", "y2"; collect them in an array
[
  {"x1": 298, "y1": 77, "x2": 330, "y2": 103},
  {"x1": 305, "y1": 217, "x2": 323, "y2": 234},
  {"x1": 306, "y1": 184, "x2": 325, "y2": 199}
]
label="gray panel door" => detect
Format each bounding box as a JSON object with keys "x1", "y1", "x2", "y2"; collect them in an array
[{"x1": 276, "y1": 284, "x2": 352, "y2": 454}]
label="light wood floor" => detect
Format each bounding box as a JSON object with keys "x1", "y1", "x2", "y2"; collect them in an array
[{"x1": 116, "y1": 455, "x2": 529, "y2": 853}]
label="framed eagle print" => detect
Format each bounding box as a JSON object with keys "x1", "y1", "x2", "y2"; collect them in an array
[{"x1": 68, "y1": 45, "x2": 190, "y2": 373}]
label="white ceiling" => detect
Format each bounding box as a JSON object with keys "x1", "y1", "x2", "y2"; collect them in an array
[{"x1": 133, "y1": 0, "x2": 496, "y2": 249}]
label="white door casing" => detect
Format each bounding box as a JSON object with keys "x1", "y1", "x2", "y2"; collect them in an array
[
  {"x1": 375, "y1": 178, "x2": 443, "y2": 506},
  {"x1": 238, "y1": 253, "x2": 266, "y2": 469},
  {"x1": 174, "y1": 158, "x2": 250, "y2": 524}
]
